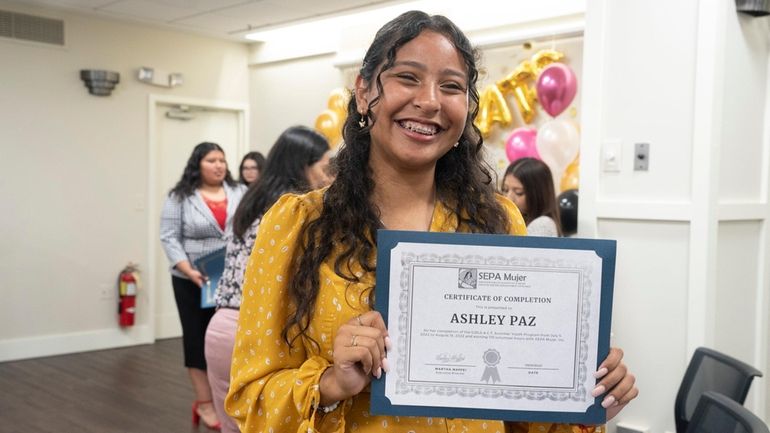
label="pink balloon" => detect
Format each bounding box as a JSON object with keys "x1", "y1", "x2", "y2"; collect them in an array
[
  {"x1": 505, "y1": 127, "x2": 540, "y2": 162},
  {"x1": 536, "y1": 63, "x2": 578, "y2": 117}
]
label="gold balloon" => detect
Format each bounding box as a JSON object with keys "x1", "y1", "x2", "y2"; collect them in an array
[
  {"x1": 314, "y1": 109, "x2": 342, "y2": 148},
  {"x1": 475, "y1": 84, "x2": 513, "y2": 138},
  {"x1": 560, "y1": 155, "x2": 580, "y2": 192},
  {"x1": 327, "y1": 88, "x2": 349, "y2": 117},
  {"x1": 497, "y1": 61, "x2": 537, "y2": 124},
  {"x1": 512, "y1": 83, "x2": 537, "y2": 124},
  {"x1": 531, "y1": 49, "x2": 565, "y2": 75},
  {"x1": 497, "y1": 61, "x2": 533, "y2": 93}
]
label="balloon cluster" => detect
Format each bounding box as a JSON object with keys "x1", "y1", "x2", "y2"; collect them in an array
[
  {"x1": 485, "y1": 51, "x2": 581, "y2": 194},
  {"x1": 504, "y1": 62, "x2": 579, "y2": 166},
  {"x1": 314, "y1": 88, "x2": 349, "y2": 148},
  {"x1": 475, "y1": 49, "x2": 564, "y2": 137}
]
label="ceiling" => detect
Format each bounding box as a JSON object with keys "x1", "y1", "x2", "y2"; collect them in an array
[{"x1": 15, "y1": 0, "x2": 408, "y2": 41}]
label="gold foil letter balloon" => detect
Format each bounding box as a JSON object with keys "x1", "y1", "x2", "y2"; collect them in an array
[
  {"x1": 497, "y1": 61, "x2": 537, "y2": 124},
  {"x1": 475, "y1": 84, "x2": 512, "y2": 138},
  {"x1": 530, "y1": 49, "x2": 565, "y2": 75}
]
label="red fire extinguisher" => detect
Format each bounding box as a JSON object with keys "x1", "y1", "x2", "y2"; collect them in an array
[{"x1": 118, "y1": 263, "x2": 140, "y2": 327}]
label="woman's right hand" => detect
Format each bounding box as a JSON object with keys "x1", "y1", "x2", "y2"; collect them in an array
[
  {"x1": 320, "y1": 311, "x2": 391, "y2": 404},
  {"x1": 186, "y1": 269, "x2": 206, "y2": 287},
  {"x1": 175, "y1": 261, "x2": 206, "y2": 287}
]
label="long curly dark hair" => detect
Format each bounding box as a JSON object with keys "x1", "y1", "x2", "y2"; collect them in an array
[
  {"x1": 169, "y1": 142, "x2": 236, "y2": 199},
  {"x1": 233, "y1": 126, "x2": 329, "y2": 239},
  {"x1": 282, "y1": 11, "x2": 511, "y2": 348}
]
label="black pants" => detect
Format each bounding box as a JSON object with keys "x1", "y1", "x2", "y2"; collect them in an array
[{"x1": 172, "y1": 276, "x2": 215, "y2": 369}]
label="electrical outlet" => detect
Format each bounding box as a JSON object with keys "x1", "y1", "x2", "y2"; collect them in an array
[
  {"x1": 634, "y1": 142, "x2": 650, "y2": 171},
  {"x1": 602, "y1": 139, "x2": 621, "y2": 172},
  {"x1": 99, "y1": 283, "x2": 114, "y2": 301}
]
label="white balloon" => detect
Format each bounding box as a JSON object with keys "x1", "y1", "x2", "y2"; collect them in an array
[{"x1": 536, "y1": 119, "x2": 580, "y2": 174}]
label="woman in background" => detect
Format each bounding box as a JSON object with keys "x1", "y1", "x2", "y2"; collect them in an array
[
  {"x1": 205, "y1": 126, "x2": 331, "y2": 433},
  {"x1": 238, "y1": 151, "x2": 266, "y2": 186},
  {"x1": 501, "y1": 157, "x2": 562, "y2": 237},
  {"x1": 159, "y1": 142, "x2": 245, "y2": 430}
]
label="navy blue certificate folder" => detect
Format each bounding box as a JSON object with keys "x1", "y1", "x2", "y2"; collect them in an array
[
  {"x1": 193, "y1": 247, "x2": 226, "y2": 309},
  {"x1": 371, "y1": 230, "x2": 616, "y2": 425}
]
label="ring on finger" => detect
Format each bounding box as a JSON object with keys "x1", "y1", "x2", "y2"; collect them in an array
[{"x1": 351, "y1": 335, "x2": 358, "y2": 347}]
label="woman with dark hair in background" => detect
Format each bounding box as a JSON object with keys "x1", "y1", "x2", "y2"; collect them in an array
[
  {"x1": 501, "y1": 157, "x2": 562, "y2": 237},
  {"x1": 227, "y1": 11, "x2": 637, "y2": 433},
  {"x1": 238, "y1": 151, "x2": 266, "y2": 186},
  {"x1": 159, "y1": 142, "x2": 245, "y2": 430},
  {"x1": 204, "y1": 126, "x2": 331, "y2": 433}
]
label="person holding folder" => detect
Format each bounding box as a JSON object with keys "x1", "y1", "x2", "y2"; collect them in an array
[
  {"x1": 160, "y1": 141, "x2": 245, "y2": 430},
  {"x1": 227, "y1": 11, "x2": 637, "y2": 433}
]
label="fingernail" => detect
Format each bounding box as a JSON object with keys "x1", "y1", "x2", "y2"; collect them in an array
[
  {"x1": 382, "y1": 357, "x2": 390, "y2": 373},
  {"x1": 601, "y1": 395, "x2": 616, "y2": 408},
  {"x1": 375, "y1": 367, "x2": 382, "y2": 379},
  {"x1": 613, "y1": 401, "x2": 619, "y2": 407},
  {"x1": 591, "y1": 385, "x2": 605, "y2": 398},
  {"x1": 385, "y1": 336, "x2": 392, "y2": 351},
  {"x1": 593, "y1": 367, "x2": 608, "y2": 379}
]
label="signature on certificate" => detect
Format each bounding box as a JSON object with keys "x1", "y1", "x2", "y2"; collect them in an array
[{"x1": 436, "y1": 352, "x2": 466, "y2": 363}]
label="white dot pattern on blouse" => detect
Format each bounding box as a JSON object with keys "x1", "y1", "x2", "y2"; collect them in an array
[{"x1": 225, "y1": 190, "x2": 603, "y2": 433}]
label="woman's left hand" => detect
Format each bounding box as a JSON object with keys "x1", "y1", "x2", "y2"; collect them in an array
[{"x1": 592, "y1": 347, "x2": 638, "y2": 421}]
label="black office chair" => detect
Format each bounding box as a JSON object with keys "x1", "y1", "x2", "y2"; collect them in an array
[
  {"x1": 686, "y1": 391, "x2": 769, "y2": 433},
  {"x1": 675, "y1": 347, "x2": 763, "y2": 433}
]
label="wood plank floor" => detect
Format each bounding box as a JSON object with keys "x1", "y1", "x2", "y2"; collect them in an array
[{"x1": 0, "y1": 338, "x2": 217, "y2": 433}]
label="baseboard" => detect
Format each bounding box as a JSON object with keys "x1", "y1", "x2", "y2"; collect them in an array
[
  {"x1": 0, "y1": 325, "x2": 154, "y2": 362},
  {"x1": 155, "y1": 312, "x2": 182, "y2": 339}
]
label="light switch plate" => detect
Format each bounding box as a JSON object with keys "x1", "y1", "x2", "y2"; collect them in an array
[{"x1": 602, "y1": 139, "x2": 621, "y2": 172}]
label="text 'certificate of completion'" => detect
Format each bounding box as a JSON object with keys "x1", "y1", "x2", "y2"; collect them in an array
[{"x1": 370, "y1": 230, "x2": 616, "y2": 424}]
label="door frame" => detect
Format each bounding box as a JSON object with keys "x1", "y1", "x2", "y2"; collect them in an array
[{"x1": 146, "y1": 94, "x2": 249, "y2": 339}]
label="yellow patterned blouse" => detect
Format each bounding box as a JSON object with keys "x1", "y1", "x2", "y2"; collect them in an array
[{"x1": 226, "y1": 189, "x2": 603, "y2": 433}]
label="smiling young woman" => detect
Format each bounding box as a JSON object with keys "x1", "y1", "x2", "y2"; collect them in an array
[
  {"x1": 356, "y1": 31, "x2": 469, "y2": 173},
  {"x1": 226, "y1": 11, "x2": 637, "y2": 433}
]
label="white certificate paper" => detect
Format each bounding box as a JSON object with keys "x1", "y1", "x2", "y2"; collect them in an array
[{"x1": 371, "y1": 231, "x2": 616, "y2": 424}]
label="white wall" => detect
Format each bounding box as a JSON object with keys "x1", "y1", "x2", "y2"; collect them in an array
[
  {"x1": 249, "y1": 54, "x2": 345, "y2": 153},
  {"x1": 581, "y1": 0, "x2": 770, "y2": 431},
  {"x1": 0, "y1": 1, "x2": 249, "y2": 361}
]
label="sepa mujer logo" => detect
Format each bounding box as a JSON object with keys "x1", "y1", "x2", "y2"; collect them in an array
[{"x1": 458, "y1": 268, "x2": 477, "y2": 289}]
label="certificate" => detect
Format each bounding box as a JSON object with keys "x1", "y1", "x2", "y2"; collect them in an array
[{"x1": 370, "y1": 230, "x2": 616, "y2": 424}]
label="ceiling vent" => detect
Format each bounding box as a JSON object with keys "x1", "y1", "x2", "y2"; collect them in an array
[{"x1": 0, "y1": 10, "x2": 64, "y2": 46}]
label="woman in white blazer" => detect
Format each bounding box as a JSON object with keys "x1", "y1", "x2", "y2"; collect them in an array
[{"x1": 160, "y1": 142, "x2": 245, "y2": 430}]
